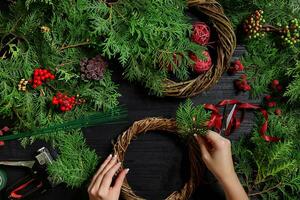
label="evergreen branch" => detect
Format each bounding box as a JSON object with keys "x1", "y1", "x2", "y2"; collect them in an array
[
  {"x1": 60, "y1": 41, "x2": 91, "y2": 51},
  {"x1": 248, "y1": 182, "x2": 282, "y2": 197}
]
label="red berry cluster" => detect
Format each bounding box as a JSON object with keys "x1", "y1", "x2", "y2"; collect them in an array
[
  {"x1": 52, "y1": 93, "x2": 76, "y2": 112},
  {"x1": 32, "y1": 69, "x2": 55, "y2": 88},
  {"x1": 264, "y1": 80, "x2": 284, "y2": 115},
  {"x1": 271, "y1": 79, "x2": 283, "y2": 92},
  {"x1": 234, "y1": 74, "x2": 251, "y2": 92},
  {"x1": 228, "y1": 60, "x2": 244, "y2": 74}
]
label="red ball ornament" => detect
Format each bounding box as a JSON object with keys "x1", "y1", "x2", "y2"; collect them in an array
[
  {"x1": 191, "y1": 22, "x2": 211, "y2": 45},
  {"x1": 190, "y1": 51, "x2": 212, "y2": 74}
]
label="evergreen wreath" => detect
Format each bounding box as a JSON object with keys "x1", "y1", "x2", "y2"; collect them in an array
[
  {"x1": 90, "y1": 0, "x2": 236, "y2": 97},
  {"x1": 113, "y1": 100, "x2": 210, "y2": 200},
  {"x1": 0, "y1": 0, "x2": 121, "y2": 187}
]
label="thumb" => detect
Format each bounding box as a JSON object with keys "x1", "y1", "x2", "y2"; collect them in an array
[{"x1": 194, "y1": 134, "x2": 211, "y2": 161}]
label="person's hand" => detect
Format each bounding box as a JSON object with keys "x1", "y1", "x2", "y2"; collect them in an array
[
  {"x1": 88, "y1": 154, "x2": 129, "y2": 200},
  {"x1": 194, "y1": 130, "x2": 248, "y2": 200},
  {"x1": 194, "y1": 130, "x2": 235, "y2": 183}
]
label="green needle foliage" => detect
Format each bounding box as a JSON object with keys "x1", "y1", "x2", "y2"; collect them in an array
[
  {"x1": 176, "y1": 99, "x2": 210, "y2": 139},
  {"x1": 47, "y1": 130, "x2": 99, "y2": 188},
  {"x1": 233, "y1": 110, "x2": 300, "y2": 199},
  {"x1": 89, "y1": 0, "x2": 205, "y2": 95},
  {"x1": 0, "y1": 0, "x2": 122, "y2": 187},
  {"x1": 221, "y1": 0, "x2": 300, "y2": 102}
]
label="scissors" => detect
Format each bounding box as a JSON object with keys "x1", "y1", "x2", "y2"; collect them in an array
[{"x1": 219, "y1": 104, "x2": 237, "y2": 135}]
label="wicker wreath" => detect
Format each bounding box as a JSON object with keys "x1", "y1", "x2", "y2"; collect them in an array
[
  {"x1": 162, "y1": 0, "x2": 236, "y2": 97},
  {"x1": 113, "y1": 118, "x2": 204, "y2": 200}
]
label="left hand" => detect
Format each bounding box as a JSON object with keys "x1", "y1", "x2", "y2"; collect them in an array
[{"x1": 88, "y1": 154, "x2": 129, "y2": 200}]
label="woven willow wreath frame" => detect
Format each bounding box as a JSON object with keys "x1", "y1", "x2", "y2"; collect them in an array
[
  {"x1": 162, "y1": 0, "x2": 236, "y2": 97},
  {"x1": 113, "y1": 118, "x2": 204, "y2": 200}
]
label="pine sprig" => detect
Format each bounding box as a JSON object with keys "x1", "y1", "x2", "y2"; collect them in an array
[
  {"x1": 176, "y1": 99, "x2": 210, "y2": 139},
  {"x1": 47, "y1": 130, "x2": 99, "y2": 188}
]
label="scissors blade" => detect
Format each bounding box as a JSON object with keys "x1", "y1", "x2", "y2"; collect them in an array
[
  {"x1": 0, "y1": 161, "x2": 35, "y2": 168},
  {"x1": 226, "y1": 104, "x2": 237, "y2": 129}
]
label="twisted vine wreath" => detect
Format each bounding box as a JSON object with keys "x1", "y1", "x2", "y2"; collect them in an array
[
  {"x1": 113, "y1": 118, "x2": 203, "y2": 200},
  {"x1": 162, "y1": 0, "x2": 236, "y2": 97}
]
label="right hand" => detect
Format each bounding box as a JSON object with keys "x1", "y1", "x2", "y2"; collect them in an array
[{"x1": 194, "y1": 130, "x2": 236, "y2": 183}]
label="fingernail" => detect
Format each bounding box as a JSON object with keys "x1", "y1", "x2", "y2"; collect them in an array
[
  {"x1": 194, "y1": 134, "x2": 197, "y2": 137},
  {"x1": 108, "y1": 154, "x2": 112, "y2": 158},
  {"x1": 113, "y1": 154, "x2": 117, "y2": 159},
  {"x1": 118, "y1": 162, "x2": 122, "y2": 165},
  {"x1": 125, "y1": 168, "x2": 130, "y2": 174}
]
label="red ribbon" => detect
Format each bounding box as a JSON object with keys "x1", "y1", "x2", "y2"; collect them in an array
[{"x1": 204, "y1": 100, "x2": 281, "y2": 142}]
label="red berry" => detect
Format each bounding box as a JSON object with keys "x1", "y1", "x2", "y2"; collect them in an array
[
  {"x1": 272, "y1": 80, "x2": 279, "y2": 86},
  {"x1": 60, "y1": 106, "x2": 66, "y2": 111},
  {"x1": 277, "y1": 85, "x2": 283, "y2": 92},
  {"x1": 275, "y1": 109, "x2": 282, "y2": 116},
  {"x1": 267, "y1": 101, "x2": 276, "y2": 108},
  {"x1": 244, "y1": 84, "x2": 251, "y2": 91},
  {"x1": 240, "y1": 74, "x2": 247, "y2": 80},
  {"x1": 264, "y1": 95, "x2": 272, "y2": 101},
  {"x1": 37, "y1": 80, "x2": 42, "y2": 85},
  {"x1": 50, "y1": 75, "x2": 55, "y2": 80}
]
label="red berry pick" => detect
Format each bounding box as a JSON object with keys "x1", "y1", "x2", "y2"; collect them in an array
[
  {"x1": 32, "y1": 68, "x2": 55, "y2": 89},
  {"x1": 52, "y1": 93, "x2": 76, "y2": 112}
]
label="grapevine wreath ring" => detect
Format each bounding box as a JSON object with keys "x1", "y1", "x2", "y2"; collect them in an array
[
  {"x1": 113, "y1": 118, "x2": 204, "y2": 200},
  {"x1": 162, "y1": 0, "x2": 236, "y2": 97}
]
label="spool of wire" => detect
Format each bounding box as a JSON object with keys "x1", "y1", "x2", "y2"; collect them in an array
[{"x1": 0, "y1": 169, "x2": 7, "y2": 191}]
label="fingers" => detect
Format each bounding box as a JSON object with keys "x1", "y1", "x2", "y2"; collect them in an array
[
  {"x1": 194, "y1": 134, "x2": 211, "y2": 162},
  {"x1": 88, "y1": 154, "x2": 112, "y2": 191},
  {"x1": 100, "y1": 162, "x2": 122, "y2": 192},
  {"x1": 113, "y1": 168, "x2": 129, "y2": 193},
  {"x1": 89, "y1": 154, "x2": 118, "y2": 194}
]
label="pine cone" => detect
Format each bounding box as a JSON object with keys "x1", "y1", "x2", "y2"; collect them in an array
[{"x1": 80, "y1": 55, "x2": 107, "y2": 80}]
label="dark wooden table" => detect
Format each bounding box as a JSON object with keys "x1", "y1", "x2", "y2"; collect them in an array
[{"x1": 0, "y1": 48, "x2": 258, "y2": 200}]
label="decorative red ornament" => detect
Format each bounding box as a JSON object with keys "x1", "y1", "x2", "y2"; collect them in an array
[
  {"x1": 191, "y1": 22, "x2": 211, "y2": 45},
  {"x1": 275, "y1": 109, "x2": 282, "y2": 116},
  {"x1": 228, "y1": 60, "x2": 245, "y2": 74},
  {"x1": 235, "y1": 74, "x2": 251, "y2": 92},
  {"x1": 190, "y1": 51, "x2": 212, "y2": 73},
  {"x1": 52, "y1": 93, "x2": 76, "y2": 112},
  {"x1": 32, "y1": 68, "x2": 55, "y2": 89}
]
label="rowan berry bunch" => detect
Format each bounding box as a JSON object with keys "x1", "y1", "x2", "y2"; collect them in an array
[
  {"x1": 32, "y1": 68, "x2": 55, "y2": 89},
  {"x1": 234, "y1": 74, "x2": 251, "y2": 92},
  {"x1": 228, "y1": 60, "x2": 244, "y2": 74},
  {"x1": 52, "y1": 93, "x2": 76, "y2": 112}
]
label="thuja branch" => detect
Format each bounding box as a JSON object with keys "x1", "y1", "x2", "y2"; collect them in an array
[{"x1": 248, "y1": 182, "x2": 282, "y2": 197}]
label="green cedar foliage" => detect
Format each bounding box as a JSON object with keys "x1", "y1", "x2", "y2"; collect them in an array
[
  {"x1": 233, "y1": 110, "x2": 300, "y2": 199},
  {"x1": 176, "y1": 99, "x2": 210, "y2": 139},
  {"x1": 89, "y1": 0, "x2": 205, "y2": 95},
  {"x1": 0, "y1": 0, "x2": 121, "y2": 187},
  {"x1": 47, "y1": 130, "x2": 99, "y2": 188},
  {"x1": 221, "y1": 0, "x2": 300, "y2": 102}
]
